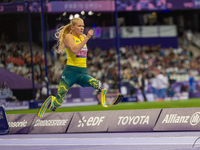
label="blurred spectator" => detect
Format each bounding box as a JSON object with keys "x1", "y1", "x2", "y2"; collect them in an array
[
  {"x1": 137, "y1": 71, "x2": 147, "y2": 102},
  {"x1": 150, "y1": 72, "x2": 158, "y2": 101},
  {"x1": 196, "y1": 84, "x2": 200, "y2": 91},
  {"x1": 0, "y1": 53, "x2": 6, "y2": 67},
  {"x1": 144, "y1": 74, "x2": 149, "y2": 98},
  {"x1": 1, "y1": 41, "x2": 7, "y2": 50},
  {"x1": 24, "y1": 51, "x2": 32, "y2": 68},
  {"x1": 163, "y1": 72, "x2": 169, "y2": 99},
  {"x1": 166, "y1": 86, "x2": 175, "y2": 100},
  {"x1": 35, "y1": 89, "x2": 42, "y2": 101},
  {"x1": 50, "y1": 45, "x2": 57, "y2": 64},
  {"x1": 1, "y1": 81, "x2": 9, "y2": 90},
  {"x1": 188, "y1": 72, "x2": 195, "y2": 92},
  {"x1": 102, "y1": 79, "x2": 110, "y2": 92},
  {"x1": 41, "y1": 86, "x2": 51, "y2": 100},
  {"x1": 186, "y1": 30, "x2": 193, "y2": 46},
  {"x1": 33, "y1": 52, "x2": 42, "y2": 65},
  {"x1": 156, "y1": 71, "x2": 168, "y2": 101}
]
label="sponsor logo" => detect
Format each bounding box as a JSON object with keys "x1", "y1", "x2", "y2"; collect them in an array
[
  {"x1": 65, "y1": 94, "x2": 72, "y2": 99},
  {"x1": 162, "y1": 114, "x2": 190, "y2": 124},
  {"x1": 8, "y1": 120, "x2": 28, "y2": 127},
  {"x1": 127, "y1": 97, "x2": 137, "y2": 102},
  {"x1": 84, "y1": 98, "x2": 94, "y2": 102},
  {"x1": 161, "y1": 112, "x2": 200, "y2": 126},
  {"x1": 34, "y1": 119, "x2": 68, "y2": 127},
  {"x1": 78, "y1": 116, "x2": 87, "y2": 127},
  {"x1": 76, "y1": 40, "x2": 80, "y2": 43},
  {"x1": 62, "y1": 76, "x2": 65, "y2": 79},
  {"x1": 73, "y1": 98, "x2": 81, "y2": 102},
  {"x1": 0, "y1": 111, "x2": 3, "y2": 119},
  {"x1": 117, "y1": 116, "x2": 149, "y2": 125},
  {"x1": 183, "y1": 2, "x2": 193, "y2": 8},
  {"x1": 190, "y1": 112, "x2": 200, "y2": 126},
  {"x1": 78, "y1": 116, "x2": 105, "y2": 127}
]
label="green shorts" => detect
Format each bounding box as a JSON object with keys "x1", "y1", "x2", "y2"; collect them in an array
[{"x1": 61, "y1": 65, "x2": 99, "y2": 89}]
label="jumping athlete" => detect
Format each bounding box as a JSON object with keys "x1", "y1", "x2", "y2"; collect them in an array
[{"x1": 38, "y1": 18, "x2": 123, "y2": 117}]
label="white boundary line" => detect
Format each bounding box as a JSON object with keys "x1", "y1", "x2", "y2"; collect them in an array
[
  {"x1": 0, "y1": 136, "x2": 199, "y2": 140},
  {"x1": 0, "y1": 143, "x2": 199, "y2": 146}
]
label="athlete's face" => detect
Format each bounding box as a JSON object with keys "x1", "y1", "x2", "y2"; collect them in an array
[{"x1": 72, "y1": 20, "x2": 84, "y2": 35}]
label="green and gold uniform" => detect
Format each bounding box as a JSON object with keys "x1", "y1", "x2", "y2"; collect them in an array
[{"x1": 53, "y1": 35, "x2": 99, "y2": 107}]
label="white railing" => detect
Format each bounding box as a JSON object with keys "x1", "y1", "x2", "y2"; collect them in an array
[
  {"x1": 170, "y1": 74, "x2": 200, "y2": 82},
  {"x1": 47, "y1": 25, "x2": 177, "y2": 41}
]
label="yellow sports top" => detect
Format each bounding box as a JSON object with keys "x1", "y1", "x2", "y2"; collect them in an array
[{"x1": 66, "y1": 35, "x2": 87, "y2": 68}]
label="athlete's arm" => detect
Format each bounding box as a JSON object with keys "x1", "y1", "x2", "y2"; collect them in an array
[{"x1": 64, "y1": 30, "x2": 93, "y2": 54}]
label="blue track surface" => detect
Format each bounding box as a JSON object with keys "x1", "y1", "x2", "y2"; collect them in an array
[{"x1": 1, "y1": 132, "x2": 200, "y2": 150}]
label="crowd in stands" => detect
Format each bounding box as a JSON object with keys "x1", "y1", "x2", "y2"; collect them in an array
[
  {"x1": 87, "y1": 44, "x2": 197, "y2": 94},
  {"x1": 0, "y1": 41, "x2": 65, "y2": 88},
  {"x1": 1, "y1": 32, "x2": 200, "y2": 100}
]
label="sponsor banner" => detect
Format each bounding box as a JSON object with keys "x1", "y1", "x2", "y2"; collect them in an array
[
  {"x1": 0, "y1": 106, "x2": 9, "y2": 135},
  {"x1": 116, "y1": 0, "x2": 197, "y2": 11},
  {"x1": 137, "y1": 93, "x2": 155, "y2": 102},
  {"x1": 193, "y1": 0, "x2": 200, "y2": 8},
  {"x1": 0, "y1": 0, "x2": 200, "y2": 13},
  {"x1": 0, "y1": 2, "x2": 51, "y2": 13},
  {"x1": 29, "y1": 112, "x2": 74, "y2": 134},
  {"x1": 154, "y1": 108, "x2": 200, "y2": 131},
  {"x1": 50, "y1": 1, "x2": 115, "y2": 12},
  {"x1": 50, "y1": 0, "x2": 199, "y2": 12},
  {"x1": 122, "y1": 95, "x2": 138, "y2": 102},
  {"x1": 0, "y1": 89, "x2": 13, "y2": 99},
  {"x1": 29, "y1": 101, "x2": 44, "y2": 109},
  {"x1": 67, "y1": 111, "x2": 113, "y2": 133},
  {"x1": 166, "y1": 0, "x2": 193, "y2": 10},
  {"x1": 108, "y1": 109, "x2": 161, "y2": 132},
  {"x1": 1, "y1": 99, "x2": 29, "y2": 110},
  {"x1": 171, "y1": 81, "x2": 200, "y2": 94},
  {"x1": 6, "y1": 114, "x2": 36, "y2": 134}
]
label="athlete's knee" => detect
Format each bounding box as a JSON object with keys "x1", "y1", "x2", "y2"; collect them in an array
[{"x1": 89, "y1": 78, "x2": 99, "y2": 89}]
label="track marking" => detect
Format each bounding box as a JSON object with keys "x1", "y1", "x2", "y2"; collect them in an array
[
  {"x1": 0, "y1": 136, "x2": 199, "y2": 146},
  {"x1": 0, "y1": 143, "x2": 200, "y2": 146},
  {"x1": 0, "y1": 136, "x2": 199, "y2": 140}
]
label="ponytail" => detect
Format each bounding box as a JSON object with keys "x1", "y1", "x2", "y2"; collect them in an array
[
  {"x1": 55, "y1": 17, "x2": 83, "y2": 54},
  {"x1": 55, "y1": 24, "x2": 71, "y2": 54}
]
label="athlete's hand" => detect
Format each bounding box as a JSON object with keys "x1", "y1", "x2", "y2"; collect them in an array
[{"x1": 86, "y1": 29, "x2": 93, "y2": 39}]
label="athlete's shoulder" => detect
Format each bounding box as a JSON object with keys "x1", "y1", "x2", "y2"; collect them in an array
[
  {"x1": 65, "y1": 34, "x2": 74, "y2": 39},
  {"x1": 81, "y1": 34, "x2": 87, "y2": 39},
  {"x1": 64, "y1": 34, "x2": 75, "y2": 43},
  {"x1": 64, "y1": 34, "x2": 75, "y2": 48}
]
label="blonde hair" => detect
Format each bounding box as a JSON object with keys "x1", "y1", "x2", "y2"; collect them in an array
[{"x1": 55, "y1": 17, "x2": 83, "y2": 54}]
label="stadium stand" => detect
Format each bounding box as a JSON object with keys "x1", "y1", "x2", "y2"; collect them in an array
[{"x1": 1, "y1": 37, "x2": 200, "y2": 94}]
